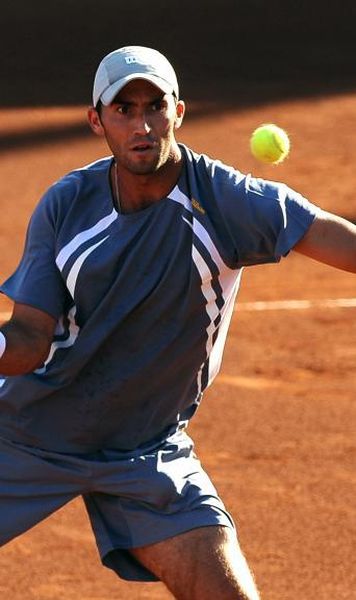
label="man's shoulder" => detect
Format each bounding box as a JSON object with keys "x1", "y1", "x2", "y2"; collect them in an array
[
  {"x1": 179, "y1": 144, "x2": 247, "y2": 206},
  {"x1": 31, "y1": 156, "x2": 113, "y2": 231},
  {"x1": 179, "y1": 144, "x2": 244, "y2": 185},
  {"x1": 40, "y1": 156, "x2": 112, "y2": 207},
  {"x1": 55, "y1": 156, "x2": 112, "y2": 190}
]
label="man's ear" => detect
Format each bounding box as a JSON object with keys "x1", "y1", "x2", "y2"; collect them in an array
[
  {"x1": 174, "y1": 100, "x2": 185, "y2": 130},
  {"x1": 87, "y1": 106, "x2": 105, "y2": 136}
]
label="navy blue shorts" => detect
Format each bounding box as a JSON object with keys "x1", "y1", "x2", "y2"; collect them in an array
[{"x1": 0, "y1": 431, "x2": 235, "y2": 581}]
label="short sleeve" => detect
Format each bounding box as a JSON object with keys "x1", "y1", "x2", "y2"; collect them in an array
[
  {"x1": 0, "y1": 190, "x2": 69, "y2": 318},
  {"x1": 214, "y1": 170, "x2": 320, "y2": 267}
]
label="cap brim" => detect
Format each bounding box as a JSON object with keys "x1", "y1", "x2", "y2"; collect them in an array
[{"x1": 100, "y1": 73, "x2": 175, "y2": 106}]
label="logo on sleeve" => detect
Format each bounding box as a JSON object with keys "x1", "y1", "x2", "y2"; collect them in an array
[{"x1": 192, "y1": 198, "x2": 205, "y2": 215}]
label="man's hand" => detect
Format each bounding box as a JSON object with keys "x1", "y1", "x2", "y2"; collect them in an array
[{"x1": 0, "y1": 303, "x2": 56, "y2": 375}]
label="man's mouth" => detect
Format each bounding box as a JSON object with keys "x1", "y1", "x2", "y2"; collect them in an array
[{"x1": 131, "y1": 142, "x2": 154, "y2": 153}]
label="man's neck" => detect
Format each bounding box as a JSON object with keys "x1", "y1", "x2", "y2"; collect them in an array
[{"x1": 112, "y1": 148, "x2": 183, "y2": 214}]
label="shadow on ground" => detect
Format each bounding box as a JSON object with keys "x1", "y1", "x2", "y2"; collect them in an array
[
  {"x1": 2, "y1": 0, "x2": 356, "y2": 154},
  {"x1": 2, "y1": 0, "x2": 356, "y2": 110}
]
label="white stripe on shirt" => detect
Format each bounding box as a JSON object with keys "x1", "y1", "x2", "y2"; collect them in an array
[
  {"x1": 56, "y1": 208, "x2": 117, "y2": 271},
  {"x1": 66, "y1": 236, "x2": 109, "y2": 298},
  {"x1": 35, "y1": 305, "x2": 80, "y2": 374},
  {"x1": 178, "y1": 184, "x2": 242, "y2": 388}
]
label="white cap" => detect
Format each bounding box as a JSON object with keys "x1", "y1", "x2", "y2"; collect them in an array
[{"x1": 92, "y1": 46, "x2": 179, "y2": 107}]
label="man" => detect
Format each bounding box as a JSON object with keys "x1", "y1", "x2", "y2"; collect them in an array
[{"x1": 0, "y1": 46, "x2": 355, "y2": 600}]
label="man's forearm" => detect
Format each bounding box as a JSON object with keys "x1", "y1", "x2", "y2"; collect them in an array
[
  {"x1": 0, "y1": 320, "x2": 51, "y2": 375},
  {"x1": 293, "y1": 210, "x2": 356, "y2": 273}
]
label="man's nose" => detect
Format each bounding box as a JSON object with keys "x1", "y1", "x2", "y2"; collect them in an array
[{"x1": 133, "y1": 113, "x2": 151, "y2": 135}]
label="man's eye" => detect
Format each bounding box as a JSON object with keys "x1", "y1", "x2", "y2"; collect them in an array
[
  {"x1": 116, "y1": 105, "x2": 129, "y2": 114},
  {"x1": 152, "y1": 101, "x2": 165, "y2": 111}
]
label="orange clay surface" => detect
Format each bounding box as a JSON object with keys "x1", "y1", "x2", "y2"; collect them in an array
[{"x1": 0, "y1": 93, "x2": 355, "y2": 599}]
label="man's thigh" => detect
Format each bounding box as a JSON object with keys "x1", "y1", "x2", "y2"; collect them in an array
[{"x1": 130, "y1": 525, "x2": 260, "y2": 600}]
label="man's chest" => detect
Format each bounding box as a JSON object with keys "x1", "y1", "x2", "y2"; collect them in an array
[{"x1": 56, "y1": 208, "x2": 206, "y2": 324}]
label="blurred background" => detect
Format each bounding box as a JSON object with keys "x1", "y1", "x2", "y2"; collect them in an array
[{"x1": 2, "y1": 0, "x2": 356, "y2": 108}]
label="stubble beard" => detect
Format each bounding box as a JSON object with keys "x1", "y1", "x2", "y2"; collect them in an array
[
  {"x1": 125, "y1": 156, "x2": 160, "y2": 175},
  {"x1": 120, "y1": 139, "x2": 176, "y2": 176}
]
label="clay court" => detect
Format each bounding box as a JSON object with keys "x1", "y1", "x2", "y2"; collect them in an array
[{"x1": 1, "y1": 2, "x2": 356, "y2": 598}]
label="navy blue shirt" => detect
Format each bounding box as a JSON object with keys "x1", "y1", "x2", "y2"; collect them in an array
[{"x1": 0, "y1": 145, "x2": 318, "y2": 452}]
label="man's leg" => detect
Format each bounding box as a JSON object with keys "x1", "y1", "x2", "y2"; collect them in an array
[{"x1": 130, "y1": 525, "x2": 260, "y2": 600}]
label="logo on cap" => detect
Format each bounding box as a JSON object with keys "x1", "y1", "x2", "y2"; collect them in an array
[{"x1": 125, "y1": 56, "x2": 145, "y2": 65}]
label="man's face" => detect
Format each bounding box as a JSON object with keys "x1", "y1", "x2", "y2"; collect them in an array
[{"x1": 90, "y1": 79, "x2": 185, "y2": 175}]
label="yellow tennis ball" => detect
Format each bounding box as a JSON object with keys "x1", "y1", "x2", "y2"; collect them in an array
[{"x1": 250, "y1": 123, "x2": 290, "y2": 164}]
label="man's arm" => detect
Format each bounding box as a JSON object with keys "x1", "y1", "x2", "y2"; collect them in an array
[
  {"x1": 293, "y1": 209, "x2": 356, "y2": 273},
  {"x1": 0, "y1": 303, "x2": 56, "y2": 375}
]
